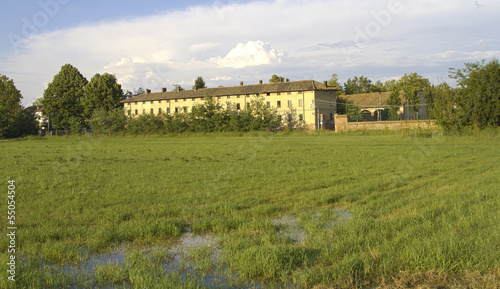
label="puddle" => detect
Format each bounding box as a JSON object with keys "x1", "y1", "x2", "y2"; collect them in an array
[
  {"x1": 29, "y1": 210, "x2": 351, "y2": 288},
  {"x1": 273, "y1": 215, "x2": 307, "y2": 244}
]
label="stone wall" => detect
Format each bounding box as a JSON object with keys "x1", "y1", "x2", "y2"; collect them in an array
[{"x1": 334, "y1": 114, "x2": 437, "y2": 132}]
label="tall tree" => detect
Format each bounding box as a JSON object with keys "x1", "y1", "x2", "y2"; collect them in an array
[
  {"x1": 429, "y1": 83, "x2": 461, "y2": 129},
  {"x1": 0, "y1": 74, "x2": 23, "y2": 138},
  {"x1": 193, "y1": 76, "x2": 207, "y2": 90},
  {"x1": 82, "y1": 73, "x2": 124, "y2": 119},
  {"x1": 269, "y1": 75, "x2": 289, "y2": 83},
  {"x1": 343, "y1": 76, "x2": 374, "y2": 95},
  {"x1": 42, "y1": 64, "x2": 88, "y2": 130},
  {"x1": 450, "y1": 59, "x2": 500, "y2": 128},
  {"x1": 387, "y1": 73, "x2": 431, "y2": 119}
]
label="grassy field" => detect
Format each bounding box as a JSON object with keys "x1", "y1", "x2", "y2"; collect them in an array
[{"x1": 1, "y1": 130, "x2": 499, "y2": 288}]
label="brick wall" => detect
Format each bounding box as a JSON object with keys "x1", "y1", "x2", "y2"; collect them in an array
[{"x1": 334, "y1": 114, "x2": 437, "y2": 132}]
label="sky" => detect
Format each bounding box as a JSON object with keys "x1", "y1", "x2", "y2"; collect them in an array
[{"x1": 1, "y1": 0, "x2": 499, "y2": 106}]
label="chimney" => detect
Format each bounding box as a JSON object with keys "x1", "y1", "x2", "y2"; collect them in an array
[
  {"x1": 146, "y1": 89, "x2": 151, "y2": 94},
  {"x1": 240, "y1": 81, "x2": 244, "y2": 86},
  {"x1": 280, "y1": 77, "x2": 284, "y2": 83},
  {"x1": 259, "y1": 80, "x2": 263, "y2": 85},
  {"x1": 162, "y1": 88, "x2": 167, "y2": 93},
  {"x1": 324, "y1": 81, "x2": 328, "y2": 87}
]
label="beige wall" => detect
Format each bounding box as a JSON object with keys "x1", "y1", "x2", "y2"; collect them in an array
[{"x1": 335, "y1": 114, "x2": 437, "y2": 132}]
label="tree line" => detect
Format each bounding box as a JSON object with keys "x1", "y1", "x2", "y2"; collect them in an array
[
  {"x1": 327, "y1": 59, "x2": 500, "y2": 129},
  {"x1": 1, "y1": 60, "x2": 499, "y2": 138}
]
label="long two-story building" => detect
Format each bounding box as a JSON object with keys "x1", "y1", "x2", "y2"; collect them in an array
[{"x1": 120, "y1": 80, "x2": 340, "y2": 130}]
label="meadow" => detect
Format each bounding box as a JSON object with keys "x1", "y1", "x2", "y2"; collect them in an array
[{"x1": 0, "y1": 130, "x2": 499, "y2": 288}]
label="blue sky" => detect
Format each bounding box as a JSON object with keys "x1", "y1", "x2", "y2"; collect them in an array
[{"x1": 1, "y1": 0, "x2": 499, "y2": 106}]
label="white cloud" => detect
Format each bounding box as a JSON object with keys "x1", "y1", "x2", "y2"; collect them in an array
[
  {"x1": 1, "y1": 0, "x2": 499, "y2": 105},
  {"x1": 216, "y1": 41, "x2": 285, "y2": 69}
]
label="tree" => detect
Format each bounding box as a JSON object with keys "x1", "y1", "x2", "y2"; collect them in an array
[
  {"x1": 42, "y1": 64, "x2": 88, "y2": 130},
  {"x1": 173, "y1": 84, "x2": 184, "y2": 91},
  {"x1": 82, "y1": 73, "x2": 124, "y2": 119},
  {"x1": 133, "y1": 87, "x2": 145, "y2": 96},
  {"x1": 33, "y1": 98, "x2": 44, "y2": 106},
  {"x1": 0, "y1": 74, "x2": 23, "y2": 138},
  {"x1": 387, "y1": 73, "x2": 431, "y2": 119},
  {"x1": 429, "y1": 83, "x2": 461, "y2": 129},
  {"x1": 269, "y1": 75, "x2": 289, "y2": 83},
  {"x1": 343, "y1": 76, "x2": 374, "y2": 95},
  {"x1": 449, "y1": 59, "x2": 500, "y2": 128},
  {"x1": 193, "y1": 76, "x2": 207, "y2": 90}
]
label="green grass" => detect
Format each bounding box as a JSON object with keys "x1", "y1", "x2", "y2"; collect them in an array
[{"x1": 0, "y1": 130, "x2": 499, "y2": 288}]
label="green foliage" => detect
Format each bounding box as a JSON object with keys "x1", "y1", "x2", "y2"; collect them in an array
[
  {"x1": 122, "y1": 95, "x2": 281, "y2": 134},
  {"x1": 42, "y1": 64, "x2": 88, "y2": 130},
  {"x1": 345, "y1": 101, "x2": 364, "y2": 121},
  {"x1": 173, "y1": 84, "x2": 184, "y2": 92},
  {"x1": 429, "y1": 83, "x2": 461, "y2": 129},
  {"x1": 89, "y1": 108, "x2": 126, "y2": 135},
  {"x1": 389, "y1": 73, "x2": 431, "y2": 117},
  {"x1": 0, "y1": 74, "x2": 24, "y2": 138},
  {"x1": 82, "y1": 73, "x2": 124, "y2": 119},
  {"x1": 192, "y1": 76, "x2": 207, "y2": 90},
  {"x1": 190, "y1": 95, "x2": 231, "y2": 132},
  {"x1": 68, "y1": 116, "x2": 82, "y2": 135},
  {"x1": 449, "y1": 59, "x2": 500, "y2": 128},
  {"x1": 269, "y1": 74, "x2": 289, "y2": 83},
  {"x1": 8, "y1": 110, "x2": 39, "y2": 137},
  {"x1": 344, "y1": 75, "x2": 375, "y2": 95},
  {"x1": 387, "y1": 89, "x2": 403, "y2": 120}
]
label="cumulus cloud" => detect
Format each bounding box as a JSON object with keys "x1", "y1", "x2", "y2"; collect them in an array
[{"x1": 216, "y1": 41, "x2": 285, "y2": 69}]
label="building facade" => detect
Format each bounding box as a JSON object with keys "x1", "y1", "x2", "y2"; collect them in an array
[{"x1": 121, "y1": 80, "x2": 340, "y2": 130}]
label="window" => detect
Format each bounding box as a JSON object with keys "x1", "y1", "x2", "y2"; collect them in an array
[
  {"x1": 217, "y1": 96, "x2": 221, "y2": 100},
  {"x1": 288, "y1": 114, "x2": 292, "y2": 122},
  {"x1": 299, "y1": 114, "x2": 304, "y2": 121},
  {"x1": 135, "y1": 109, "x2": 138, "y2": 115},
  {"x1": 159, "y1": 108, "x2": 162, "y2": 114},
  {"x1": 183, "y1": 107, "x2": 187, "y2": 113},
  {"x1": 288, "y1": 100, "x2": 292, "y2": 107},
  {"x1": 151, "y1": 101, "x2": 154, "y2": 104},
  {"x1": 266, "y1": 93, "x2": 271, "y2": 96},
  {"x1": 227, "y1": 103, "x2": 231, "y2": 110},
  {"x1": 237, "y1": 103, "x2": 241, "y2": 110},
  {"x1": 237, "y1": 95, "x2": 240, "y2": 99},
  {"x1": 134, "y1": 101, "x2": 137, "y2": 105},
  {"x1": 151, "y1": 109, "x2": 154, "y2": 114},
  {"x1": 167, "y1": 108, "x2": 170, "y2": 114},
  {"x1": 330, "y1": 113, "x2": 333, "y2": 120},
  {"x1": 266, "y1": 101, "x2": 271, "y2": 108},
  {"x1": 287, "y1": 92, "x2": 291, "y2": 95},
  {"x1": 278, "y1": 115, "x2": 282, "y2": 122},
  {"x1": 298, "y1": 99, "x2": 303, "y2": 107},
  {"x1": 227, "y1": 95, "x2": 231, "y2": 99},
  {"x1": 246, "y1": 103, "x2": 251, "y2": 109},
  {"x1": 128, "y1": 110, "x2": 131, "y2": 116},
  {"x1": 158, "y1": 100, "x2": 162, "y2": 104},
  {"x1": 183, "y1": 98, "x2": 187, "y2": 102},
  {"x1": 277, "y1": 101, "x2": 281, "y2": 108},
  {"x1": 277, "y1": 92, "x2": 281, "y2": 96},
  {"x1": 175, "y1": 107, "x2": 178, "y2": 113},
  {"x1": 167, "y1": 100, "x2": 170, "y2": 103},
  {"x1": 175, "y1": 99, "x2": 178, "y2": 102}
]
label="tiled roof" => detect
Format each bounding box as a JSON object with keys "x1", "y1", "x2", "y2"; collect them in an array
[
  {"x1": 341, "y1": 92, "x2": 407, "y2": 108},
  {"x1": 121, "y1": 80, "x2": 340, "y2": 103}
]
